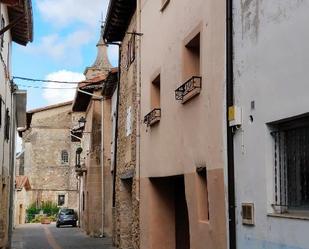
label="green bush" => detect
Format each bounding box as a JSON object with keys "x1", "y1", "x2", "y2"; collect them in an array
[
  {"x1": 26, "y1": 203, "x2": 41, "y2": 222},
  {"x1": 26, "y1": 201, "x2": 59, "y2": 223},
  {"x1": 41, "y1": 201, "x2": 59, "y2": 216}
]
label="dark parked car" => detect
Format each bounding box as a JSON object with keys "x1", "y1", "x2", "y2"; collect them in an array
[{"x1": 56, "y1": 208, "x2": 78, "y2": 227}]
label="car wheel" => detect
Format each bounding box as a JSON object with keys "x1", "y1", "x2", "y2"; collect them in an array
[
  {"x1": 72, "y1": 222, "x2": 77, "y2": 227},
  {"x1": 56, "y1": 224, "x2": 60, "y2": 228}
]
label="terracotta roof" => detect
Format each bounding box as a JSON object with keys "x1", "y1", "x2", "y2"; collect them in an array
[
  {"x1": 78, "y1": 75, "x2": 106, "y2": 89},
  {"x1": 15, "y1": 176, "x2": 31, "y2": 190},
  {"x1": 103, "y1": 0, "x2": 136, "y2": 42},
  {"x1": 72, "y1": 68, "x2": 118, "y2": 112}
]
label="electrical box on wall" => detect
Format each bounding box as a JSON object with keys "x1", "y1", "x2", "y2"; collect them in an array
[{"x1": 228, "y1": 106, "x2": 242, "y2": 127}]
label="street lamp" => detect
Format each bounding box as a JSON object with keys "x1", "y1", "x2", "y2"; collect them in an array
[
  {"x1": 78, "y1": 117, "x2": 86, "y2": 128},
  {"x1": 75, "y1": 147, "x2": 83, "y2": 168}
]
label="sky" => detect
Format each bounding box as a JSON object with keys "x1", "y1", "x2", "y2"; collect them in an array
[
  {"x1": 12, "y1": 0, "x2": 118, "y2": 151},
  {"x1": 12, "y1": 0, "x2": 118, "y2": 110}
]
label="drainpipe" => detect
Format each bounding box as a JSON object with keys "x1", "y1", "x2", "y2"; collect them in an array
[
  {"x1": 226, "y1": 0, "x2": 236, "y2": 248},
  {"x1": 101, "y1": 96, "x2": 105, "y2": 237},
  {"x1": 8, "y1": 83, "x2": 17, "y2": 247}
]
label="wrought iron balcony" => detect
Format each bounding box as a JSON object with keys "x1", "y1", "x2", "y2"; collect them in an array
[
  {"x1": 143, "y1": 108, "x2": 161, "y2": 126},
  {"x1": 175, "y1": 76, "x2": 202, "y2": 103}
]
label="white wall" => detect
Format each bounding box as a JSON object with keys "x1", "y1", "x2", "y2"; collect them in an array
[
  {"x1": 233, "y1": 1, "x2": 309, "y2": 249},
  {"x1": 0, "y1": 3, "x2": 13, "y2": 178}
]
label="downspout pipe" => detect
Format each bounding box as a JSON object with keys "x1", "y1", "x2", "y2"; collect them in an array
[
  {"x1": 226, "y1": 0, "x2": 236, "y2": 248},
  {"x1": 8, "y1": 84, "x2": 17, "y2": 248}
]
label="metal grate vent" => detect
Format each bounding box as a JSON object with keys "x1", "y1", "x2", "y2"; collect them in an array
[{"x1": 242, "y1": 203, "x2": 254, "y2": 225}]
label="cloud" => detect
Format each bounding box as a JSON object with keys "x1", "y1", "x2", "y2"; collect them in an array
[
  {"x1": 36, "y1": 0, "x2": 109, "y2": 28},
  {"x1": 22, "y1": 29, "x2": 92, "y2": 65},
  {"x1": 42, "y1": 70, "x2": 85, "y2": 105}
]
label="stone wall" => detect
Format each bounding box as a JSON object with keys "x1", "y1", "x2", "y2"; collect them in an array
[
  {"x1": 22, "y1": 103, "x2": 78, "y2": 211},
  {"x1": 114, "y1": 11, "x2": 140, "y2": 249}
]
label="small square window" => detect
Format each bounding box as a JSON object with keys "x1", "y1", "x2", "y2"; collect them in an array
[
  {"x1": 58, "y1": 195, "x2": 65, "y2": 206},
  {"x1": 61, "y1": 150, "x2": 69, "y2": 164}
]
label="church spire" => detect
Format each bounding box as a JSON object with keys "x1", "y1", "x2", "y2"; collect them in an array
[{"x1": 84, "y1": 24, "x2": 112, "y2": 79}]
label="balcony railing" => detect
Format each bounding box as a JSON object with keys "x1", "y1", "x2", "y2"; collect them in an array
[
  {"x1": 175, "y1": 76, "x2": 202, "y2": 103},
  {"x1": 143, "y1": 108, "x2": 161, "y2": 126}
]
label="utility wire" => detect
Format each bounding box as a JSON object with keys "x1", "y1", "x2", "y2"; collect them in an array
[
  {"x1": 16, "y1": 84, "x2": 77, "y2": 90},
  {"x1": 13, "y1": 76, "x2": 84, "y2": 84}
]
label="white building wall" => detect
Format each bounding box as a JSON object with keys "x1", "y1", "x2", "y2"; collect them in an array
[
  {"x1": 233, "y1": 1, "x2": 309, "y2": 249},
  {"x1": 0, "y1": 3, "x2": 13, "y2": 178}
]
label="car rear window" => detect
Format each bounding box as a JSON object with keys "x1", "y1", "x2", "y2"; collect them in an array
[{"x1": 60, "y1": 209, "x2": 74, "y2": 215}]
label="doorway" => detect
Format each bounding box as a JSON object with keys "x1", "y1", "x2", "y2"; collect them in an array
[{"x1": 150, "y1": 175, "x2": 190, "y2": 249}]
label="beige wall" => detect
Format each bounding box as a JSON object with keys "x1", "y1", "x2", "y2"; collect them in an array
[
  {"x1": 14, "y1": 188, "x2": 29, "y2": 226},
  {"x1": 140, "y1": 0, "x2": 227, "y2": 248},
  {"x1": 78, "y1": 92, "x2": 113, "y2": 237}
]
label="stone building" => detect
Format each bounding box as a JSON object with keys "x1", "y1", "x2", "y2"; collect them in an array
[
  {"x1": 232, "y1": 1, "x2": 309, "y2": 249},
  {"x1": 71, "y1": 28, "x2": 117, "y2": 237},
  {"x1": 21, "y1": 102, "x2": 78, "y2": 211},
  {"x1": 0, "y1": 0, "x2": 32, "y2": 247},
  {"x1": 103, "y1": 1, "x2": 140, "y2": 248},
  {"x1": 14, "y1": 176, "x2": 31, "y2": 226}
]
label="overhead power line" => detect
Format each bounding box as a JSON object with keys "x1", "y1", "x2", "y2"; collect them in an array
[
  {"x1": 16, "y1": 84, "x2": 77, "y2": 90},
  {"x1": 13, "y1": 76, "x2": 83, "y2": 84}
]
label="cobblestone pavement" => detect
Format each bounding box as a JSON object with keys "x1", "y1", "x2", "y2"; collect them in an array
[{"x1": 12, "y1": 223, "x2": 115, "y2": 249}]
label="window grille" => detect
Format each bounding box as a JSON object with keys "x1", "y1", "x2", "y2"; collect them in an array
[
  {"x1": 61, "y1": 150, "x2": 69, "y2": 164},
  {"x1": 271, "y1": 123, "x2": 309, "y2": 211},
  {"x1": 127, "y1": 34, "x2": 135, "y2": 68}
]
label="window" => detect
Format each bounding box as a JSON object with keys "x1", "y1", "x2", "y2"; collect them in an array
[
  {"x1": 183, "y1": 32, "x2": 200, "y2": 80},
  {"x1": 58, "y1": 195, "x2": 65, "y2": 206},
  {"x1": 151, "y1": 74, "x2": 160, "y2": 109},
  {"x1": 0, "y1": 16, "x2": 4, "y2": 50},
  {"x1": 4, "y1": 108, "x2": 10, "y2": 141},
  {"x1": 127, "y1": 34, "x2": 135, "y2": 68},
  {"x1": 196, "y1": 167, "x2": 209, "y2": 221},
  {"x1": 61, "y1": 150, "x2": 69, "y2": 164},
  {"x1": 271, "y1": 116, "x2": 309, "y2": 212},
  {"x1": 143, "y1": 74, "x2": 161, "y2": 127}
]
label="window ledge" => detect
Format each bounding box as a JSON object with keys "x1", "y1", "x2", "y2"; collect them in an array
[
  {"x1": 268, "y1": 213, "x2": 309, "y2": 221},
  {"x1": 160, "y1": 0, "x2": 170, "y2": 12}
]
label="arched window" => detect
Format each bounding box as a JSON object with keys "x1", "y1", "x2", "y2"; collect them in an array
[{"x1": 61, "y1": 150, "x2": 69, "y2": 164}]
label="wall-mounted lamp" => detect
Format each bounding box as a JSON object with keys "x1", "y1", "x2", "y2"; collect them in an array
[
  {"x1": 75, "y1": 147, "x2": 83, "y2": 168},
  {"x1": 78, "y1": 117, "x2": 86, "y2": 128}
]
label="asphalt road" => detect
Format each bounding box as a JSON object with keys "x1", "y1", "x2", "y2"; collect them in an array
[{"x1": 12, "y1": 223, "x2": 115, "y2": 249}]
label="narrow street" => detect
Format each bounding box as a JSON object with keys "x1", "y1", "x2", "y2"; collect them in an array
[{"x1": 11, "y1": 224, "x2": 115, "y2": 249}]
